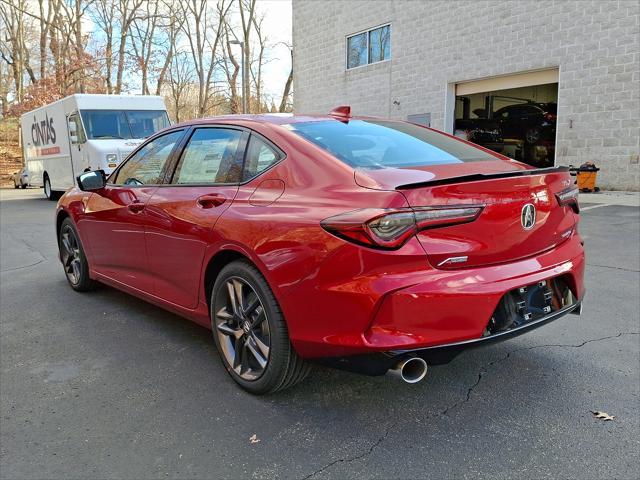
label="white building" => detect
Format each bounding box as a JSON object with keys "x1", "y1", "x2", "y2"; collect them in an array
[{"x1": 292, "y1": 0, "x2": 639, "y2": 190}]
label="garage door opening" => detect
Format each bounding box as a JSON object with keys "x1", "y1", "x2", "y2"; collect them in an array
[{"x1": 453, "y1": 71, "x2": 558, "y2": 168}]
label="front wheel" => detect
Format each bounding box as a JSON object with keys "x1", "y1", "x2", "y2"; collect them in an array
[
  {"x1": 58, "y1": 217, "x2": 96, "y2": 291},
  {"x1": 211, "y1": 260, "x2": 311, "y2": 394}
]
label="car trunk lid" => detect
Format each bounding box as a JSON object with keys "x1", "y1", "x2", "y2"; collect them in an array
[{"x1": 356, "y1": 163, "x2": 577, "y2": 269}]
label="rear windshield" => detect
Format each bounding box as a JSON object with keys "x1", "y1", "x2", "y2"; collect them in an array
[{"x1": 285, "y1": 119, "x2": 497, "y2": 168}]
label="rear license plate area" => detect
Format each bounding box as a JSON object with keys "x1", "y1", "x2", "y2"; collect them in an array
[{"x1": 485, "y1": 277, "x2": 576, "y2": 335}]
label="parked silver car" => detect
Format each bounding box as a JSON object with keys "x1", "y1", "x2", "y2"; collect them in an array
[{"x1": 12, "y1": 167, "x2": 29, "y2": 189}]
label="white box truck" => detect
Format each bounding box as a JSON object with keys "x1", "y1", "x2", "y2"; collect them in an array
[{"x1": 20, "y1": 94, "x2": 169, "y2": 200}]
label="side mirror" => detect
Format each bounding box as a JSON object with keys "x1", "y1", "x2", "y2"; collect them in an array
[
  {"x1": 68, "y1": 120, "x2": 77, "y2": 133},
  {"x1": 70, "y1": 134, "x2": 79, "y2": 144},
  {"x1": 77, "y1": 170, "x2": 106, "y2": 191}
]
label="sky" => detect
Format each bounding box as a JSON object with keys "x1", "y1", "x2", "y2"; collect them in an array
[{"x1": 253, "y1": 0, "x2": 293, "y2": 102}]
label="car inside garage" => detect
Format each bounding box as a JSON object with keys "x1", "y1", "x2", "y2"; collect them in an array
[{"x1": 454, "y1": 70, "x2": 559, "y2": 168}]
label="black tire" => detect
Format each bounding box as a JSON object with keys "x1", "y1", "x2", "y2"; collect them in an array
[
  {"x1": 14, "y1": 183, "x2": 19, "y2": 189},
  {"x1": 44, "y1": 174, "x2": 55, "y2": 201},
  {"x1": 20, "y1": 183, "x2": 27, "y2": 189},
  {"x1": 58, "y1": 217, "x2": 96, "y2": 292},
  {"x1": 211, "y1": 260, "x2": 311, "y2": 394}
]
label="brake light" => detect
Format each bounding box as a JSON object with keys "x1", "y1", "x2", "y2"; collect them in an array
[
  {"x1": 545, "y1": 113, "x2": 557, "y2": 121},
  {"x1": 321, "y1": 206, "x2": 484, "y2": 249},
  {"x1": 555, "y1": 187, "x2": 580, "y2": 213}
]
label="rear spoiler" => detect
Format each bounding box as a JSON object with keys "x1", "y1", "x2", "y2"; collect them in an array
[{"x1": 395, "y1": 166, "x2": 570, "y2": 190}]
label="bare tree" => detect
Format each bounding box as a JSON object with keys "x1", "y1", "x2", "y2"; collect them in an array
[
  {"x1": 180, "y1": 0, "x2": 232, "y2": 116},
  {"x1": 249, "y1": 10, "x2": 266, "y2": 112},
  {"x1": 0, "y1": 0, "x2": 292, "y2": 121},
  {"x1": 237, "y1": 0, "x2": 255, "y2": 113},
  {"x1": 154, "y1": 0, "x2": 183, "y2": 96},
  {"x1": 221, "y1": 19, "x2": 241, "y2": 113},
  {"x1": 92, "y1": 0, "x2": 116, "y2": 93},
  {"x1": 36, "y1": 0, "x2": 54, "y2": 79},
  {"x1": 115, "y1": 0, "x2": 144, "y2": 93},
  {"x1": 0, "y1": 0, "x2": 35, "y2": 102},
  {"x1": 279, "y1": 45, "x2": 292, "y2": 113},
  {"x1": 129, "y1": 0, "x2": 161, "y2": 94},
  {"x1": 165, "y1": 51, "x2": 194, "y2": 123}
]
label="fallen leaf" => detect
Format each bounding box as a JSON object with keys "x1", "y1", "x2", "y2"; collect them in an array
[
  {"x1": 591, "y1": 410, "x2": 615, "y2": 421},
  {"x1": 249, "y1": 434, "x2": 260, "y2": 444}
]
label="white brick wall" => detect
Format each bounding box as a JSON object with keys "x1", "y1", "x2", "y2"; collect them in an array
[{"x1": 293, "y1": 0, "x2": 640, "y2": 190}]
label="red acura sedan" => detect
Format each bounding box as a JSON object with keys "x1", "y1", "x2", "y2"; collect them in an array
[{"x1": 56, "y1": 107, "x2": 585, "y2": 394}]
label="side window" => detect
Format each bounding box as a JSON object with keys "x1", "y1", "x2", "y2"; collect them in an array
[
  {"x1": 112, "y1": 130, "x2": 183, "y2": 185},
  {"x1": 68, "y1": 113, "x2": 86, "y2": 144},
  {"x1": 242, "y1": 135, "x2": 282, "y2": 181},
  {"x1": 172, "y1": 128, "x2": 243, "y2": 184}
]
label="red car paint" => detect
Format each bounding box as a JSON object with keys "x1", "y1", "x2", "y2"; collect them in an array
[{"x1": 56, "y1": 114, "x2": 585, "y2": 360}]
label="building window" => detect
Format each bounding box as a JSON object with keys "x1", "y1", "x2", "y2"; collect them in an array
[{"x1": 347, "y1": 24, "x2": 390, "y2": 69}]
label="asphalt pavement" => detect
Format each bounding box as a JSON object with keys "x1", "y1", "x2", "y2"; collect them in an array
[{"x1": 1, "y1": 188, "x2": 639, "y2": 479}]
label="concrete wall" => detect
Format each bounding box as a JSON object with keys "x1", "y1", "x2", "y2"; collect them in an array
[{"x1": 292, "y1": 0, "x2": 640, "y2": 190}]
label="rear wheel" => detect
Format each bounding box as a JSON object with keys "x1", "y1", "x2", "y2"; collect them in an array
[
  {"x1": 59, "y1": 218, "x2": 96, "y2": 292},
  {"x1": 211, "y1": 260, "x2": 310, "y2": 394},
  {"x1": 44, "y1": 175, "x2": 56, "y2": 201}
]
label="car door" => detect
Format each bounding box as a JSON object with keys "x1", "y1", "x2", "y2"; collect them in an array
[
  {"x1": 81, "y1": 129, "x2": 185, "y2": 291},
  {"x1": 144, "y1": 126, "x2": 247, "y2": 308}
]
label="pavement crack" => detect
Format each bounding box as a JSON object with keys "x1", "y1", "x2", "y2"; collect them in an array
[
  {"x1": 300, "y1": 332, "x2": 639, "y2": 478},
  {"x1": 586, "y1": 263, "x2": 639, "y2": 272},
  {"x1": 1, "y1": 259, "x2": 46, "y2": 273},
  {"x1": 301, "y1": 424, "x2": 393, "y2": 479},
  {"x1": 442, "y1": 332, "x2": 639, "y2": 416}
]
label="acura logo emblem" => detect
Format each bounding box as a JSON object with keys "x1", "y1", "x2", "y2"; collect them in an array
[{"x1": 521, "y1": 204, "x2": 536, "y2": 230}]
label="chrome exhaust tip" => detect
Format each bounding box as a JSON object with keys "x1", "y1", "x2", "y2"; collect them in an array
[{"x1": 389, "y1": 357, "x2": 428, "y2": 384}]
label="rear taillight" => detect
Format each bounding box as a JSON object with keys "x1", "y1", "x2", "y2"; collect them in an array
[
  {"x1": 321, "y1": 205, "x2": 484, "y2": 249},
  {"x1": 545, "y1": 113, "x2": 557, "y2": 122},
  {"x1": 555, "y1": 187, "x2": 580, "y2": 213}
]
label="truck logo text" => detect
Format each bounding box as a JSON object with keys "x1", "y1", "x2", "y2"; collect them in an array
[{"x1": 31, "y1": 114, "x2": 56, "y2": 146}]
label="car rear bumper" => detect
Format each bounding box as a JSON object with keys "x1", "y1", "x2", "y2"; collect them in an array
[
  {"x1": 291, "y1": 234, "x2": 585, "y2": 358},
  {"x1": 313, "y1": 299, "x2": 582, "y2": 376}
]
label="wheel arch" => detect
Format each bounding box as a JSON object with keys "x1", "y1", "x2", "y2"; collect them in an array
[
  {"x1": 202, "y1": 247, "x2": 277, "y2": 311},
  {"x1": 203, "y1": 249, "x2": 251, "y2": 309},
  {"x1": 56, "y1": 209, "x2": 71, "y2": 241}
]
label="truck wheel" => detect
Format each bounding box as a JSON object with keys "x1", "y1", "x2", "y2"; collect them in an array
[{"x1": 44, "y1": 175, "x2": 57, "y2": 201}]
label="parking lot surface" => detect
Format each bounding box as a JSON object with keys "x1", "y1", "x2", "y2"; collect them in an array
[{"x1": 1, "y1": 188, "x2": 639, "y2": 479}]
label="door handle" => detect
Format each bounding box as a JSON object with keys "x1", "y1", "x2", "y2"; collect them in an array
[
  {"x1": 197, "y1": 194, "x2": 226, "y2": 209},
  {"x1": 127, "y1": 201, "x2": 145, "y2": 213}
]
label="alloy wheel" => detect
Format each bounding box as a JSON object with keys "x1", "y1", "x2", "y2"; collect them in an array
[
  {"x1": 214, "y1": 277, "x2": 271, "y2": 381},
  {"x1": 60, "y1": 225, "x2": 82, "y2": 285},
  {"x1": 526, "y1": 128, "x2": 540, "y2": 144}
]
